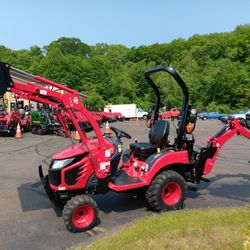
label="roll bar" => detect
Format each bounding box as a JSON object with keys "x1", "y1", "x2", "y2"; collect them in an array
[{"x1": 144, "y1": 66, "x2": 189, "y2": 149}]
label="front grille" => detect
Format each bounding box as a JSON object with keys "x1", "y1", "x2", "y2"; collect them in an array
[
  {"x1": 49, "y1": 153, "x2": 88, "y2": 186},
  {"x1": 65, "y1": 166, "x2": 82, "y2": 186},
  {"x1": 0, "y1": 125, "x2": 9, "y2": 131},
  {"x1": 0, "y1": 120, "x2": 6, "y2": 125},
  {"x1": 48, "y1": 169, "x2": 61, "y2": 186}
]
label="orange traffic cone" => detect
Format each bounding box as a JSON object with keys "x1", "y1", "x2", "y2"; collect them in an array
[
  {"x1": 104, "y1": 121, "x2": 111, "y2": 134},
  {"x1": 136, "y1": 117, "x2": 140, "y2": 127},
  {"x1": 74, "y1": 130, "x2": 81, "y2": 140},
  {"x1": 15, "y1": 123, "x2": 22, "y2": 138}
]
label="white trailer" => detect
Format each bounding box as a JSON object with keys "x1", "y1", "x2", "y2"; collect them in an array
[{"x1": 104, "y1": 104, "x2": 147, "y2": 119}]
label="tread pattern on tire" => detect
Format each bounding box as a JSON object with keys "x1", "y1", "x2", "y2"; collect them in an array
[
  {"x1": 63, "y1": 195, "x2": 98, "y2": 233},
  {"x1": 145, "y1": 170, "x2": 187, "y2": 212}
]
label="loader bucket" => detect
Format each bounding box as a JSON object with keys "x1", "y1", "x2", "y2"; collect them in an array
[{"x1": 0, "y1": 62, "x2": 13, "y2": 96}]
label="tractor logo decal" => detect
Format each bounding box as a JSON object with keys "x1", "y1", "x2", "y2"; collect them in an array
[
  {"x1": 40, "y1": 90, "x2": 47, "y2": 95},
  {"x1": 73, "y1": 97, "x2": 79, "y2": 104}
]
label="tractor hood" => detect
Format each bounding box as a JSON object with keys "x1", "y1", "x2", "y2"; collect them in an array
[
  {"x1": 0, "y1": 111, "x2": 20, "y2": 122},
  {"x1": 0, "y1": 112, "x2": 12, "y2": 123},
  {"x1": 52, "y1": 139, "x2": 102, "y2": 160},
  {"x1": 0, "y1": 112, "x2": 9, "y2": 119},
  {"x1": 0, "y1": 111, "x2": 7, "y2": 118}
]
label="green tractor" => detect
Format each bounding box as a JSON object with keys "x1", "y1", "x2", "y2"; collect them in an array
[{"x1": 30, "y1": 109, "x2": 60, "y2": 135}]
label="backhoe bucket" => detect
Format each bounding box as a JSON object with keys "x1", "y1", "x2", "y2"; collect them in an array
[{"x1": 0, "y1": 62, "x2": 13, "y2": 96}]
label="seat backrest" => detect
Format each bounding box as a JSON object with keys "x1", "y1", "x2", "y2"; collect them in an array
[{"x1": 149, "y1": 120, "x2": 170, "y2": 146}]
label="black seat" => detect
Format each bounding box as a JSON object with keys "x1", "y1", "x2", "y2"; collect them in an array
[
  {"x1": 130, "y1": 120, "x2": 170, "y2": 157},
  {"x1": 130, "y1": 143, "x2": 158, "y2": 155}
]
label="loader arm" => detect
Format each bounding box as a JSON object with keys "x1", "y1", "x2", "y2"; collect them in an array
[
  {"x1": 195, "y1": 119, "x2": 250, "y2": 182},
  {"x1": 0, "y1": 62, "x2": 110, "y2": 177}
]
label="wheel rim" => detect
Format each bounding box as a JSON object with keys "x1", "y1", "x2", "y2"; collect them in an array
[
  {"x1": 162, "y1": 182, "x2": 181, "y2": 206},
  {"x1": 72, "y1": 205, "x2": 95, "y2": 229}
]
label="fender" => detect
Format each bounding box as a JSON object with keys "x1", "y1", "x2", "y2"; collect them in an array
[
  {"x1": 145, "y1": 150, "x2": 189, "y2": 184},
  {"x1": 108, "y1": 150, "x2": 189, "y2": 192}
]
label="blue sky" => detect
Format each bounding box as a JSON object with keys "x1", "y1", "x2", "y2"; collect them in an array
[{"x1": 1, "y1": 0, "x2": 249, "y2": 50}]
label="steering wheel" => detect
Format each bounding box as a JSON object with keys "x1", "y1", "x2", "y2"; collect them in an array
[{"x1": 110, "y1": 126, "x2": 132, "y2": 139}]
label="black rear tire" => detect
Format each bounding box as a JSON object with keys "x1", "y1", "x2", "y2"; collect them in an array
[
  {"x1": 63, "y1": 195, "x2": 98, "y2": 233},
  {"x1": 145, "y1": 170, "x2": 186, "y2": 211}
]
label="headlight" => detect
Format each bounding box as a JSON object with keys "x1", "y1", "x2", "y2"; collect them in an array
[{"x1": 51, "y1": 157, "x2": 75, "y2": 170}]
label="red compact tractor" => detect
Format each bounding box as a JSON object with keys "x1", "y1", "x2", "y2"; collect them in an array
[
  {"x1": 19, "y1": 108, "x2": 31, "y2": 132},
  {"x1": 0, "y1": 62, "x2": 249, "y2": 232},
  {"x1": 0, "y1": 96, "x2": 20, "y2": 135}
]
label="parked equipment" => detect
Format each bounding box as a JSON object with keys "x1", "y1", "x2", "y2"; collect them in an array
[
  {"x1": 198, "y1": 111, "x2": 226, "y2": 120},
  {"x1": 19, "y1": 109, "x2": 31, "y2": 132},
  {"x1": 104, "y1": 104, "x2": 148, "y2": 119},
  {"x1": 0, "y1": 62, "x2": 249, "y2": 233},
  {"x1": 0, "y1": 95, "x2": 20, "y2": 135},
  {"x1": 228, "y1": 110, "x2": 250, "y2": 120},
  {"x1": 159, "y1": 108, "x2": 180, "y2": 120},
  {"x1": 30, "y1": 109, "x2": 60, "y2": 135}
]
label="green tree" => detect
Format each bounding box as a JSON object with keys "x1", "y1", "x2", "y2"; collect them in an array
[{"x1": 0, "y1": 25, "x2": 249, "y2": 113}]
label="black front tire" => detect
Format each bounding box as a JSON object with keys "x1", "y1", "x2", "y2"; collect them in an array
[
  {"x1": 37, "y1": 126, "x2": 47, "y2": 135},
  {"x1": 145, "y1": 170, "x2": 186, "y2": 211},
  {"x1": 63, "y1": 195, "x2": 98, "y2": 233},
  {"x1": 31, "y1": 126, "x2": 37, "y2": 134}
]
